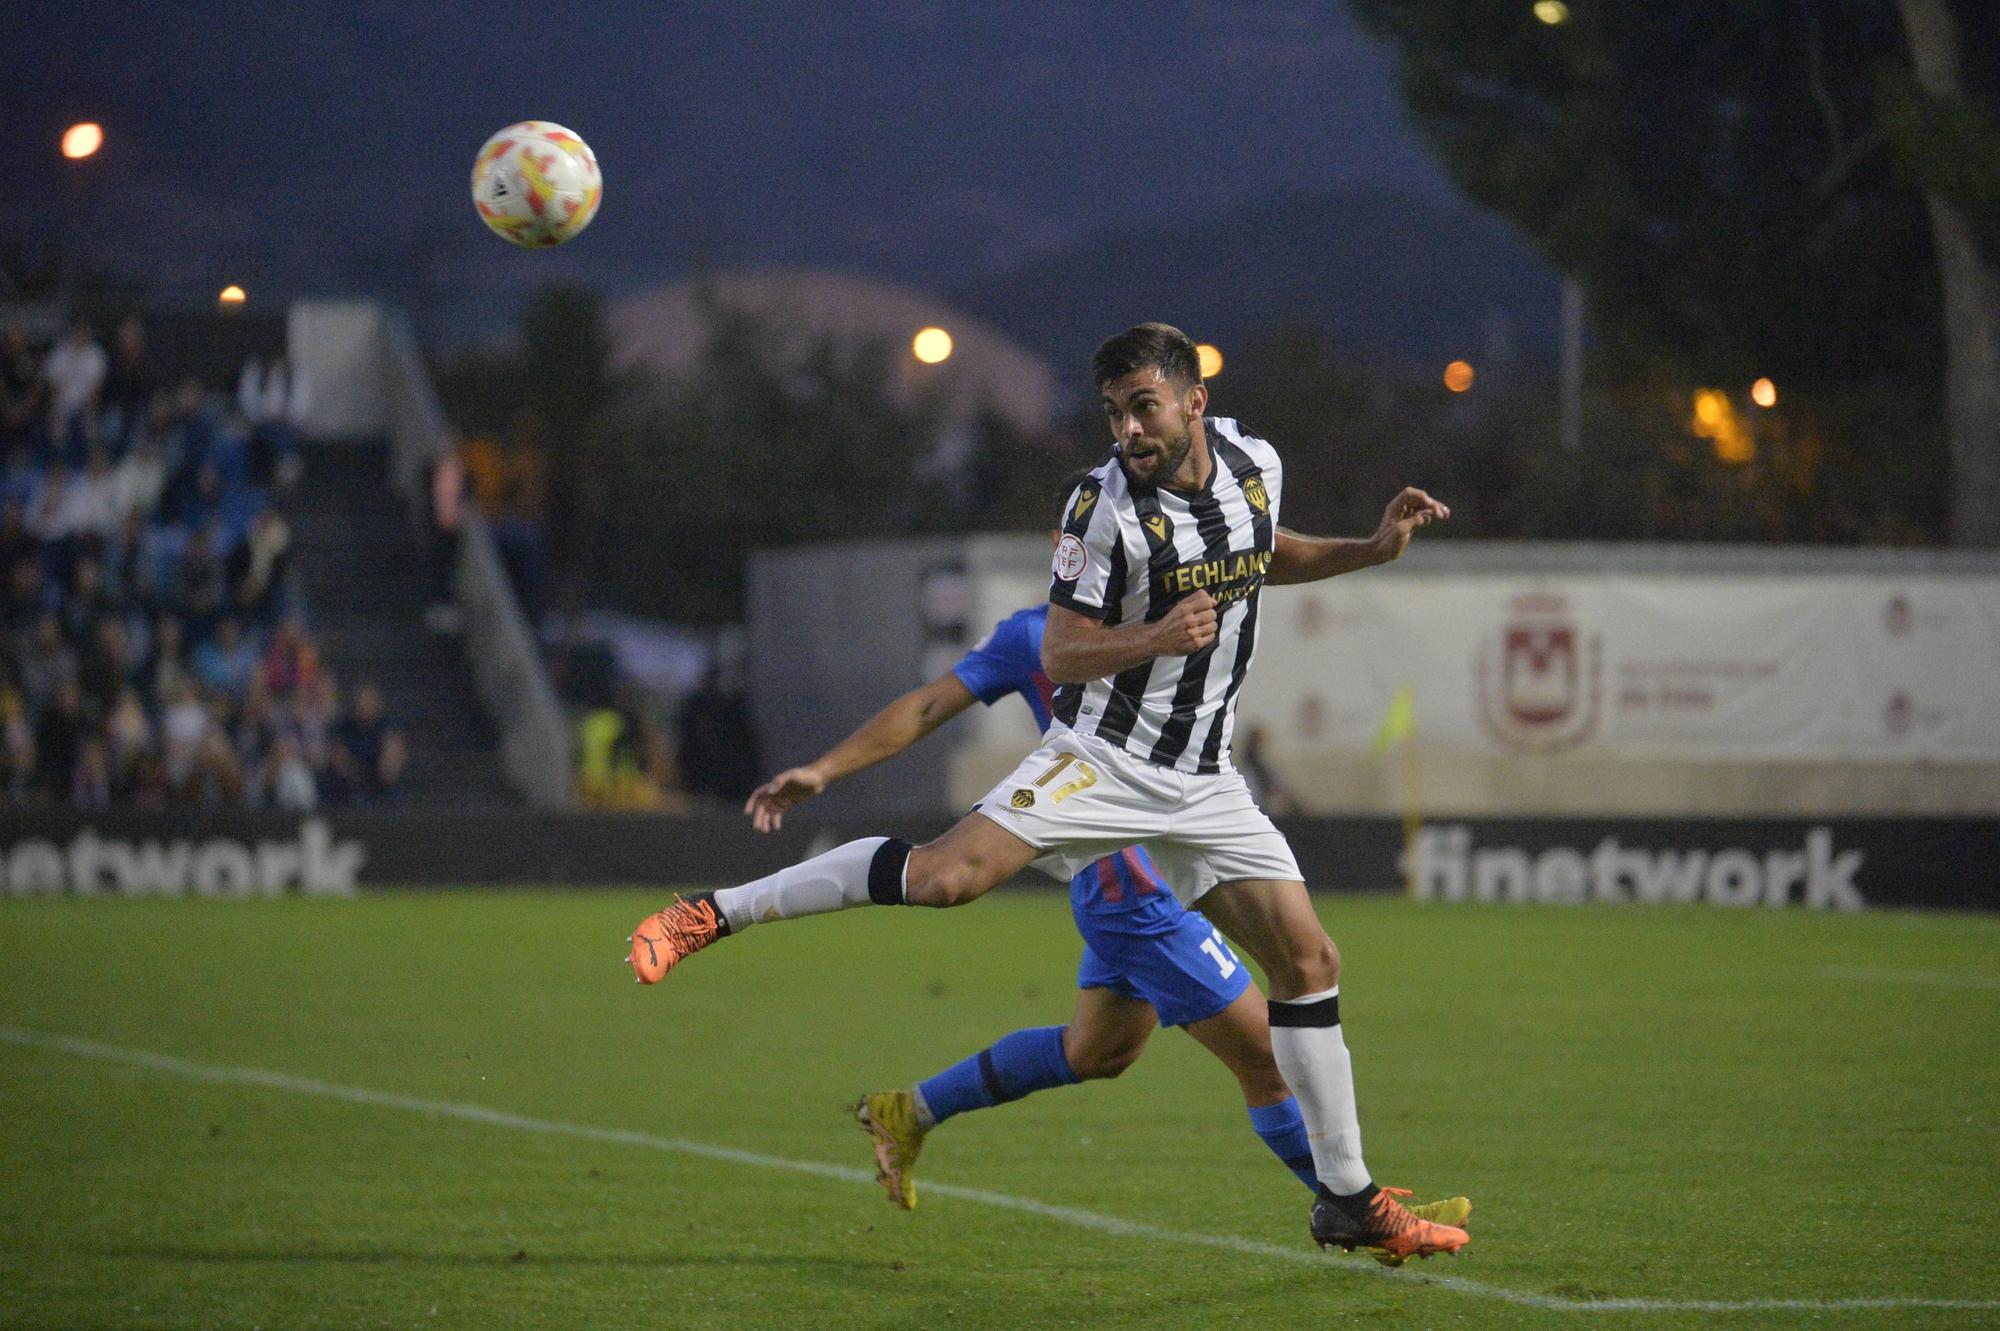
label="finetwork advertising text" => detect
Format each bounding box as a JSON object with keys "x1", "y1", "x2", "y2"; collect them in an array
[
  {"x1": 1, "y1": 820, "x2": 364, "y2": 897},
  {"x1": 1402, "y1": 824, "x2": 1864, "y2": 910}
]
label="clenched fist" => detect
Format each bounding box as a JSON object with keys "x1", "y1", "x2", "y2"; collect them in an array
[{"x1": 1155, "y1": 589, "x2": 1219, "y2": 656}]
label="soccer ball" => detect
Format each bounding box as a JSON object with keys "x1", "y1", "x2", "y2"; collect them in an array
[{"x1": 471, "y1": 121, "x2": 602, "y2": 248}]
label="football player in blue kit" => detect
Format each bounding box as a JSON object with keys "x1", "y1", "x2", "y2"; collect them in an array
[{"x1": 744, "y1": 521, "x2": 1468, "y2": 1258}]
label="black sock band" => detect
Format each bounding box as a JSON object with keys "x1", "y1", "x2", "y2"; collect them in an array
[
  {"x1": 1329, "y1": 1181, "x2": 1380, "y2": 1211},
  {"x1": 867, "y1": 838, "x2": 913, "y2": 906},
  {"x1": 688, "y1": 890, "x2": 731, "y2": 937},
  {"x1": 1267, "y1": 992, "x2": 1340, "y2": 1028}
]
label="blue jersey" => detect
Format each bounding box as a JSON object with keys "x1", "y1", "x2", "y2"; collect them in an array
[{"x1": 952, "y1": 606, "x2": 1168, "y2": 912}]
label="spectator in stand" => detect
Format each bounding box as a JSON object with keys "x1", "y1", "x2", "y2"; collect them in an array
[
  {"x1": 111, "y1": 435, "x2": 166, "y2": 525},
  {"x1": 0, "y1": 498, "x2": 37, "y2": 584},
  {"x1": 2, "y1": 443, "x2": 39, "y2": 511},
  {"x1": 60, "y1": 555, "x2": 116, "y2": 649},
  {"x1": 1, "y1": 678, "x2": 33, "y2": 803},
  {"x1": 77, "y1": 615, "x2": 135, "y2": 720},
  {"x1": 260, "y1": 613, "x2": 318, "y2": 699},
  {"x1": 32, "y1": 677, "x2": 87, "y2": 803},
  {"x1": 174, "y1": 520, "x2": 228, "y2": 634},
  {"x1": 576, "y1": 684, "x2": 687, "y2": 812},
  {"x1": 24, "y1": 459, "x2": 81, "y2": 576},
  {"x1": 101, "y1": 318, "x2": 156, "y2": 456},
  {"x1": 157, "y1": 380, "x2": 218, "y2": 518},
  {"x1": 192, "y1": 617, "x2": 259, "y2": 699},
  {"x1": 104, "y1": 685, "x2": 156, "y2": 803},
  {"x1": 143, "y1": 612, "x2": 193, "y2": 710},
  {"x1": 265, "y1": 734, "x2": 318, "y2": 811},
  {"x1": 15, "y1": 612, "x2": 77, "y2": 712},
  {"x1": 189, "y1": 697, "x2": 245, "y2": 807},
  {"x1": 293, "y1": 666, "x2": 339, "y2": 786},
  {"x1": 330, "y1": 682, "x2": 406, "y2": 807},
  {"x1": 103, "y1": 511, "x2": 149, "y2": 607},
  {"x1": 1, "y1": 326, "x2": 47, "y2": 458},
  {"x1": 70, "y1": 446, "x2": 124, "y2": 546},
  {"x1": 43, "y1": 320, "x2": 105, "y2": 463},
  {"x1": 235, "y1": 679, "x2": 281, "y2": 791},
  {"x1": 3, "y1": 555, "x2": 50, "y2": 641},
  {"x1": 238, "y1": 356, "x2": 310, "y2": 489},
  {"x1": 227, "y1": 504, "x2": 291, "y2": 623},
  {"x1": 73, "y1": 734, "x2": 112, "y2": 810},
  {"x1": 159, "y1": 677, "x2": 210, "y2": 793}
]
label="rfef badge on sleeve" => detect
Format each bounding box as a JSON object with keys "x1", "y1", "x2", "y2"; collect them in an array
[{"x1": 1053, "y1": 534, "x2": 1088, "y2": 580}]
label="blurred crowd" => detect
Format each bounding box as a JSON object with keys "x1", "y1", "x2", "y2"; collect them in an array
[{"x1": 1, "y1": 317, "x2": 405, "y2": 811}]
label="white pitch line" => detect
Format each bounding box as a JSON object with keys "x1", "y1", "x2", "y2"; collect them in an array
[
  {"x1": 4, "y1": 1024, "x2": 1996, "y2": 1317},
  {"x1": 1822, "y1": 965, "x2": 2000, "y2": 991}
]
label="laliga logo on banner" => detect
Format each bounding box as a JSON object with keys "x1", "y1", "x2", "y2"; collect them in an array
[{"x1": 1474, "y1": 593, "x2": 1602, "y2": 751}]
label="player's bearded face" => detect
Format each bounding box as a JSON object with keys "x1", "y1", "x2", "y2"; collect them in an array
[{"x1": 1103, "y1": 368, "x2": 1201, "y2": 487}]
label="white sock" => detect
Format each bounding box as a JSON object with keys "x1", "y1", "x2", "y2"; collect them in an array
[
  {"x1": 1268, "y1": 985, "x2": 1371, "y2": 1194},
  {"x1": 714, "y1": 836, "x2": 901, "y2": 933}
]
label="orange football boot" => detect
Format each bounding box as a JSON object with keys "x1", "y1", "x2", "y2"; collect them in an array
[
  {"x1": 1311, "y1": 1184, "x2": 1469, "y2": 1261},
  {"x1": 626, "y1": 895, "x2": 725, "y2": 984}
]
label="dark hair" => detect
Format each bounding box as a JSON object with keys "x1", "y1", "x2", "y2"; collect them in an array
[{"x1": 1092, "y1": 322, "x2": 1201, "y2": 391}]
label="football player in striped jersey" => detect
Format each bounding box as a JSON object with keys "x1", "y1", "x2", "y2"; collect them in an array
[
  {"x1": 740, "y1": 498, "x2": 1467, "y2": 1253},
  {"x1": 630, "y1": 323, "x2": 1462, "y2": 1261}
]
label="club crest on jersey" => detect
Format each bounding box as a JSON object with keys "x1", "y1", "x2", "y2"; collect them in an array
[
  {"x1": 1069, "y1": 488, "x2": 1097, "y2": 525},
  {"x1": 1053, "y1": 534, "x2": 1089, "y2": 581},
  {"x1": 1142, "y1": 513, "x2": 1171, "y2": 543},
  {"x1": 1011, "y1": 788, "x2": 1036, "y2": 809},
  {"x1": 1242, "y1": 475, "x2": 1269, "y2": 515}
]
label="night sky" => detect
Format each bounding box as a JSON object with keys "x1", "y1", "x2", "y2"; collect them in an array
[{"x1": 12, "y1": 1, "x2": 1455, "y2": 342}]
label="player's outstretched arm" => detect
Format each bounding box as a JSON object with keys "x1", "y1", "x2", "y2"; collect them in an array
[
  {"x1": 744, "y1": 674, "x2": 978, "y2": 832},
  {"x1": 1041, "y1": 594, "x2": 1217, "y2": 684},
  {"x1": 1266, "y1": 487, "x2": 1450, "y2": 586}
]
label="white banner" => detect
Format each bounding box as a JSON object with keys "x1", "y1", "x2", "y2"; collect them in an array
[{"x1": 965, "y1": 569, "x2": 2000, "y2": 763}]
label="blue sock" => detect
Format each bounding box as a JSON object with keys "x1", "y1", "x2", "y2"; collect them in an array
[
  {"x1": 915, "y1": 1025, "x2": 1079, "y2": 1124},
  {"x1": 1248, "y1": 1096, "x2": 1319, "y2": 1192}
]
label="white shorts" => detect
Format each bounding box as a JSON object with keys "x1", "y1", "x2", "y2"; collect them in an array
[{"x1": 972, "y1": 724, "x2": 1303, "y2": 907}]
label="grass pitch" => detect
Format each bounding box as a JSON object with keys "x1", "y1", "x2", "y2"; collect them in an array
[{"x1": 3, "y1": 889, "x2": 1998, "y2": 1330}]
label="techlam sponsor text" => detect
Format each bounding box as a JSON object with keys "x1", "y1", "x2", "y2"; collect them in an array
[
  {"x1": 1, "y1": 819, "x2": 364, "y2": 897},
  {"x1": 1402, "y1": 824, "x2": 1864, "y2": 910}
]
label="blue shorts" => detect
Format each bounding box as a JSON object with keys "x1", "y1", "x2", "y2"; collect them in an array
[{"x1": 1072, "y1": 889, "x2": 1252, "y2": 1029}]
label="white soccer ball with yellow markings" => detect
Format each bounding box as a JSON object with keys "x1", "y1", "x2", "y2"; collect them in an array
[{"x1": 471, "y1": 121, "x2": 602, "y2": 248}]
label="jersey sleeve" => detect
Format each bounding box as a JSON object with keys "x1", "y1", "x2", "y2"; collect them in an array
[
  {"x1": 951, "y1": 612, "x2": 1031, "y2": 705},
  {"x1": 1048, "y1": 474, "x2": 1120, "y2": 620}
]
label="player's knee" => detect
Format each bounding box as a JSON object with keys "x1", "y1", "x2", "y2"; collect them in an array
[
  {"x1": 1268, "y1": 933, "x2": 1340, "y2": 995},
  {"x1": 1068, "y1": 1039, "x2": 1143, "y2": 1081}
]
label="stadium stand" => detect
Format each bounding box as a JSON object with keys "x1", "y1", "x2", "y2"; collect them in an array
[{"x1": 0, "y1": 315, "x2": 518, "y2": 812}]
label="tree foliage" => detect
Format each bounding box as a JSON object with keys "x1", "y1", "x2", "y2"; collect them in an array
[{"x1": 1348, "y1": 0, "x2": 1998, "y2": 543}]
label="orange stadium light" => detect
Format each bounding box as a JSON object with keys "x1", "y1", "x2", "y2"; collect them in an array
[
  {"x1": 1750, "y1": 377, "x2": 1777, "y2": 408},
  {"x1": 218, "y1": 285, "x2": 247, "y2": 307},
  {"x1": 1196, "y1": 344, "x2": 1224, "y2": 379},
  {"x1": 62, "y1": 122, "x2": 104, "y2": 159},
  {"x1": 912, "y1": 327, "x2": 953, "y2": 364},
  {"x1": 1443, "y1": 360, "x2": 1475, "y2": 393}
]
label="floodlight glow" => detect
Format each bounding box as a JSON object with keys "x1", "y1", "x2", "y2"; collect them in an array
[
  {"x1": 62, "y1": 123, "x2": 104, "y2": 159},
  {"x1": 913, "y1": 327, "x2": 953, "y2": 364}
]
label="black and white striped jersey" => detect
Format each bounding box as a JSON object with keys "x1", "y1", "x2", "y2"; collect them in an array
[{"x1": 1048, "y1": 417, "x2": 1281, "y2": 775}]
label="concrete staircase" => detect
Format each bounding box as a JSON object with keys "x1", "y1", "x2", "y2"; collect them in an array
[{"x1": 288, "y1": 442, "x2": 520, "y2": 808}]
